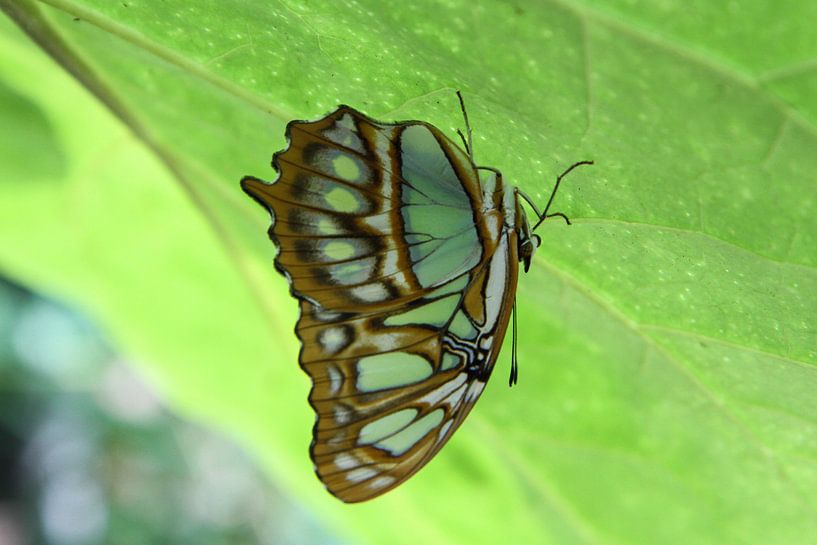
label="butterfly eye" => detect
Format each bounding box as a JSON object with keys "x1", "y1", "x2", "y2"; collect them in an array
[
  {"x1": 519, "y1": 234, "x2": 540, "y2": 259},
  {"x1": 519, "y1": 239, "x2": 533, "y2": 259}
]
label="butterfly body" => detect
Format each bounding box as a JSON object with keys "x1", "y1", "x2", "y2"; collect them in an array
[{"x1": 242, "y1": 104, "x2": 543, "y2": 502}]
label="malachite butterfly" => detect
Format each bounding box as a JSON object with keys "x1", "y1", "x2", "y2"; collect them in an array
[{"x1": 241, "y1": 92, "x2": 591, "y2": 503}]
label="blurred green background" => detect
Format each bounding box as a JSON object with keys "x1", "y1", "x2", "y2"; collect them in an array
[
  {"x1": 0, "y1": 278, "x2": 343, "y2": 544},
  {"x1": 1, "y1": 1, "x2": 816, "y2": 544}
]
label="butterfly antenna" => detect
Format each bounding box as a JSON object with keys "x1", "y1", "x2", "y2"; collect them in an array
[
  {"x1": 509, "y1": 299, "x2": 519, "y2": 387},
  {"x1": 531, "y1": 160, "x2": 594, "y2": 232},
  {"x1": 456, "y1": 90, "x2": 474, "y2": 161}
]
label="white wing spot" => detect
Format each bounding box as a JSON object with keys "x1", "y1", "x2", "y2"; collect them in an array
[
  {"x1": 313, "y1": 307, "x2": 341, "y2": 322},
  {"x1": 326, "y1": 365, "x2": 342, "y2": 395},
  {"x1": 368, "y1": 475, "x2": 396, "y2": 490},
  {"x1": 367, "y1": 332, "x2": 405, "y2": 352},
  {"x1": 350, "y1": 283, "x2": 390, "y2": 303},
  {"x1": 362, "y1": 212, "x2": 391, "y2": 233},
  {"x1": 483, "y1": 238, "x2": 509, "y2": 326},
  {"x1": 346, "y1": 467, "x2": 378, "y2": 483},
  {"x1": 322, "y1": 113, "x2": 365, "y2": 153},
  {"x1": 464, "y1": 381, "x2": 485, "y2": 403},
  {"x1": 382, "y1": 245, "x2": 403, "y2": 277},
  {"x1": 334, "y1": 452, "x2": 358, "y2": 470},
  {"x1": 334, "y1": 405, "x2": 351, "y2": 425},
  {"x1": 415, "y1": 373, "x2": 467, "y2": 406},
  {"x1": 319, "y1": 327, "x2": 348, "y2": 354},
  {"x1": 373, "y1": 129, "x2": 396, "y2": 199}
]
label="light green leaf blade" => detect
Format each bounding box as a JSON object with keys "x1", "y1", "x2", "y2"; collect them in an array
[{"x1": 1, "y1": 1, "x2": 815, "y2": 544}]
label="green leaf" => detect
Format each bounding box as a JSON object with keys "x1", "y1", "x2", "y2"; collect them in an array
[{"x1": 1, "y1": 1, "x2": 816, "y2": 544}]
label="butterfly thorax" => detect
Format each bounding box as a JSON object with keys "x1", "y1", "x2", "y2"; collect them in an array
[
  {"x1": 514, "y1": 195, "x2": 536, "y2": 273},
  {"x1": 477, "y1": 168, "x2": 536, "y2": 273}
]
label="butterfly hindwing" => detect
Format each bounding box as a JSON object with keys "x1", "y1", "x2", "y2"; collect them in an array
[
  {"x1": 301, "y1": 236, "x2": 519, "y2": 502},
  {"x1": 242, "y1": 106, "x2": 520, "y2": 502}
]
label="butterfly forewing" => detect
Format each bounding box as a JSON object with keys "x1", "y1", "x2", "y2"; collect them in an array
[{"x1": 242, "y1": 106, "x2": 520, "y2": 502}]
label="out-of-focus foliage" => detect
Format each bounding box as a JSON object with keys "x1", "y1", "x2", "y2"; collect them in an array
[{"x1": 0, "y1": 278, "x2": 342, "y2": 545}]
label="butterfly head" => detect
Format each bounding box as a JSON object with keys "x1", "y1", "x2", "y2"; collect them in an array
[{"x1": 515, "y1": 197, "x2": 539, "y2": 273}]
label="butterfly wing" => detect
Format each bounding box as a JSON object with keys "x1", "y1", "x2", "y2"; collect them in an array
[{"x1": 242, "y1": 107, "x2": 519, "y2": 502}]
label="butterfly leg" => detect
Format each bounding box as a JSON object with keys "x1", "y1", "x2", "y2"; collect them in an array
[
  {"x1": 542, "y1": 212, "x2": 571, "y2": 225},
  {"x1": 530, "y1": 160, "x2": 594, "y2": 231},
  {"x1": 517, "y1": 189, "x2": 571, "y2": 224}
]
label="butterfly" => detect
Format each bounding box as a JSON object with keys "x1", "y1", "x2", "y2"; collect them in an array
[{"x1": 241, "y1": 92, "x2": 591, "y2": 502}]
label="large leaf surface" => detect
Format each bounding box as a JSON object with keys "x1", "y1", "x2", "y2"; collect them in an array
[{"x1": 1, "y1": 1, "x2": 816, "y2": 543}]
